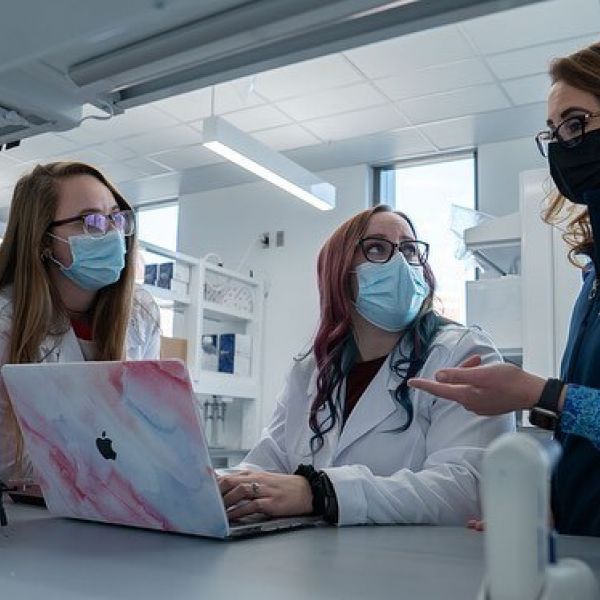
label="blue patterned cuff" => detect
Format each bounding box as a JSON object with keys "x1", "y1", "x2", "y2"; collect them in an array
[{"x1": 561, "y1": 384, "x2": 600, "y2": 449}]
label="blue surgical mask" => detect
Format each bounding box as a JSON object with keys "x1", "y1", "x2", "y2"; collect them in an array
[
  {"x1": 49, "y1": 230, "x2": 127, "y2": 291},
  {"x1": 353, "y1": 253, "x2": 430, "y2": 332}
]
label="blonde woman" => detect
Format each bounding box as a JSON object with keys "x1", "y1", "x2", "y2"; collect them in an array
[{"x1": 0, "y1": 162, "x2": 160, "y2": 482}]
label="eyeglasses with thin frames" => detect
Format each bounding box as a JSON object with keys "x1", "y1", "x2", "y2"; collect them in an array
[
  {"x1": 358, "y1": 237, "x2": 429, "y2": 266},
  {"x1": 48, "y1": 210, "x2": 135, "y2": 238},
  {"x1": 535, "y1": 112, "x2": 600, "y2": 157}
]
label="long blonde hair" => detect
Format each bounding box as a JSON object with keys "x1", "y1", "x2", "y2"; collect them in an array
[
  {"x1": 0, "y1": 161, "x2": 138, "y2": 470},
  {"x1": 543, "y1": 42, "x2": 600, "y2": 265}
]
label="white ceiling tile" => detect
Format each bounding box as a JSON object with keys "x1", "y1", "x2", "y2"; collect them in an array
[
  {"x1": 0, "y1": 153, "x2": 20, "y2": 168},
  {"x1": 418, "y1": 116, "x2": 478, "y2": 150},
  {"x1": 48, "y1": 148, "x2": 114, "y2": 166},
  {"x1": 399, "y1": 84, "x2": 510, "y2": 124},
  {"x1": 4, "y1": 133, "x2": 77, "y2": 162},
  {"x1": 121, "y1": 157, "x2": 173, "y2": 176},
  {"x1": 251, "y1": 124, "x2": 320, "y2": 151},
  {"x1": 223, "y1": 105, "x2": 292, "y2": 132},
  {"x1": 151, "y1": 88, "x2": 212, "y2": 122},
  {"x1": 486, "y1": 34, "x2": 600, "y2": 80},
  {"x1": 303, "y1": 105, "x2": 409, "y2": 142},
  {"x1": 89, "y1": 141, "x2": 138, "y2": 162},
  {"x1": 149, "y1": 144, "x2": 222, "y2": 171},
  {"x1": 100, "y1": 162, "x2": 147, "y2": 184},
  {"x1": 0, "y1": 161, "x2": 37, "y2": 190},
  {"x1": 344, "y1": 25, "x2": 475, "y2": 80},
  {"x1": 253, "y1": 54, "x2": 363, "y2": 101},
  {"x1": 276, "y1": 82, "x2": 388, "y2": 121},
  {"x1": 119, "y1": 124, "x2": 202, "y2": 155},
  {"x1": 59, "y1": 105, "x2": 179, "y2": 145},
  {"x1": 460, "y1": 0, "x2": 600, "y2": 55},
  {"x1": 501, "y1": 74, "x2": 551, "y2": 106},
  {"x1": 419, "y1": 103, "x2": 547, "y2": 149},
  {"x1": 216, "y1": 78, "x2": 264, "y2": 113},
  {"x1": 374, "y1": 59, "x2": 493, "y2": 100}
]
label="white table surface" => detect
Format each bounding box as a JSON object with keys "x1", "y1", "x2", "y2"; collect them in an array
[{"x1": 1, "y1": 503, "x2": 599, "y2": 600}]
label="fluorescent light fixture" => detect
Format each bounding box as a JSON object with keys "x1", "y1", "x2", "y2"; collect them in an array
[{"x1": 202, "y1": 116, "x2": 335, "y2": 211}]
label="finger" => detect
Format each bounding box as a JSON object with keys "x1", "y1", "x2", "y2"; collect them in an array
[
  {"x1": 407, "y1": 379, "x2": 473, "y2": 405},
  {"x1": 217, "y1": 472, "x2": 258, "y2": 495},
  {"x1": 227, "y1": 498, "x2": 269, "y2": 521},
  {"x1": 223, "y1": 482, "x2": 260, "y2": 509},
  {"x1": 458, "y1": 355, "x2": 482, "y2": 369},
  {"x1": 433, "y1": 365, "x2": 491, "y2": 385}
]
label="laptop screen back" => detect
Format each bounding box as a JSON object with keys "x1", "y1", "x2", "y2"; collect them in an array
[{"x1": 3, "y1": 360, "x2": 229, "y2": 538}]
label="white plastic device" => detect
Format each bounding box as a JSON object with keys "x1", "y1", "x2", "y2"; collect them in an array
[{"x1": 477, "y1": 432, "x2": 599, "y2": 600}]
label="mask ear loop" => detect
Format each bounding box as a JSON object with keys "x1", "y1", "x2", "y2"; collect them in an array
[{"x1": 42, "y1": 232, "x2": 70, "y2": 269}]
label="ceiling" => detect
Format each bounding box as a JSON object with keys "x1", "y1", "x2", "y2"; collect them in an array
[{"x1": 0, "y1": 0, "x2": 598, "y2": 207}]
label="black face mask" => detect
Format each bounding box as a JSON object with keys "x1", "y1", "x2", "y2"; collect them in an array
[{"x1": 548, "y1": 127, "x2": 600, "y2": 205}]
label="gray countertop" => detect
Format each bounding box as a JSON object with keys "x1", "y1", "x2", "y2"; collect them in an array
[{"x1": 1, "y1": 503, "x2": 599, "y2": 599}]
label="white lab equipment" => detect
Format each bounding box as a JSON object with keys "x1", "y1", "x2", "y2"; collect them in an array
[{"x1": 477, "y1": 432, "x2": 599, "y2": 600}]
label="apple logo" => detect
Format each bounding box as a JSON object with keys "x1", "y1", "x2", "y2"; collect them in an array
[{"x1": 96, "y1": 431, "x2": 117, "y2": 460}]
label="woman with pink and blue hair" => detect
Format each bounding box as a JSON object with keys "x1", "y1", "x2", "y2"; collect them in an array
[{"x1": 219, "y1": 204, "x2": 513, "y2": 526}]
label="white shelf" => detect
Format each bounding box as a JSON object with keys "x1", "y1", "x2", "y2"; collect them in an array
[
  {"x1": 205, "y1": 261, "x2": 259, "y2": 286},
  {"x1": 141, "y1": 283, "x2": 190, "y2": 306},
  {"x1": 193, "y1": 371, "x2": 258, "y2": 399},
  {"x1": 203, "y1": 301, "x2": 254, "y2": 322},
  {"x1": 464, "y1": 211, "x2": 521, "y2": 250},
  {"x1": 139, "y1": 240, "x2": 199, "y2": 265}
]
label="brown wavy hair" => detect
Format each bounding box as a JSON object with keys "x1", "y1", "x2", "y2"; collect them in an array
[
  {"x1": 0, "y1": 162, "x2": 138, "y2": 474},
  {"x1": 543, "y1": 42, "x2": 600, "y2": 265}
]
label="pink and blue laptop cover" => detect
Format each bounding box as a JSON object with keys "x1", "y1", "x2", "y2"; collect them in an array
[{"x1": 2, "y1": 360, "x2": 230, "y2": 538}]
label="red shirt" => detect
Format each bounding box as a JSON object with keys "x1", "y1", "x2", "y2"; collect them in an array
[
  {"x1": 343, "y1": 355, "x2": 387, "y2": 426},
  {"x1": 70, "y1": 318, "x2": 93, "y2": 341}
]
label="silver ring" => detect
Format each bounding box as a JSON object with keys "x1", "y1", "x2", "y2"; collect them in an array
[{"x1": 251, "y1": 481, "x2": 260, "y2": 499}]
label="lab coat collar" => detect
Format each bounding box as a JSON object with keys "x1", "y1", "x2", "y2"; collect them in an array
[
  {"x1": 333, "y1": 353, "x2": 406, "y2": 460},
  {"x1": 306, "y1": 336, "x2": 414, "y2": 461}
]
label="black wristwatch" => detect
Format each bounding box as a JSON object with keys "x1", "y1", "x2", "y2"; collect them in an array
[{"x1": 529, "y1": 378, "x2": 564, "y2": 431}]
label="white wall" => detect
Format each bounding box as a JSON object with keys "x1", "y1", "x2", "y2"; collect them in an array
[
  {"x1": 176, "y1": 139, "x2": 549, "y2": 438},
  {"x1": 178, "y1": 165, "x2": 370, "y2": 431},
  {"x1": 477, "y1": 137, "x2": 546, "y2": 216}
]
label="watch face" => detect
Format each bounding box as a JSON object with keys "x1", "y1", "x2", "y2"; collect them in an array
[{"x1": 529, "y1": 407, "x2": 558, "y2": 431}]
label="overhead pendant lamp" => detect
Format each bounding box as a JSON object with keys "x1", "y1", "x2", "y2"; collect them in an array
[{"x1": 202, "y1": 115, "x2": 335, "y2": 211}]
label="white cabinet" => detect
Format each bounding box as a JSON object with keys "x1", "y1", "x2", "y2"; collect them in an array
[
  {"x1": 463, "y1": 168, "x2": 581, "y2": 379},
  {"x1": 464, "y1": 211, "x2": 522, "y2": 361},
  {"x1": 138, "y1": 240, "x2": 264, "y2": 458}
]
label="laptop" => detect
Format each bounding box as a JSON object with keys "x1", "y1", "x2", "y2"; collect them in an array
[{"x1": 2, "y1": 359, "x2": 321, "y2": 539}]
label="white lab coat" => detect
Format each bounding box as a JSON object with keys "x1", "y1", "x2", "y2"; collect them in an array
[
  {"x1": 241, "y1": 324, "x2": 515, "y2": 526},
  {"x1": 0, "y1": 285, "x2": 161, "y2": 481}
]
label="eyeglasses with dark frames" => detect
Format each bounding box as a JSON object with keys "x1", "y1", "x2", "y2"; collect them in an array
[
  {"x1": 535, "y1": 112, "x2": 600, "y2": 158},
  {"x1": 49, "y1": 210, "x2": 135, "y2": 238},
  {"x1": 358, "y1": 237, "x2": 429, "y2": 266}
]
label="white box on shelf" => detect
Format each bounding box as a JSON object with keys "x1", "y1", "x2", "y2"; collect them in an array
[
  {"x1": 174, "y1": 262, "x2": 191, "y2": 283},
  {"x1": 200, "y1": 334, "x2": 219, "y2": 372},
  {"x1": 170, "y1": 279, "x2": 188, "y2": 296},
  {"x1": 466, "y1": 275, "x2": 522, "y2": 351}
]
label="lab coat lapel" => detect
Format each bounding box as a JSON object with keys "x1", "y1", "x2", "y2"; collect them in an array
[
  {"x1": 39, "y1": 327, "x2": 85, "y2": 363},
  {"x1": 332, "y1": 356, "x2": 403, "y2": 461}
]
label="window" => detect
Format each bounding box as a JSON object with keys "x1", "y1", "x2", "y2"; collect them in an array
[
  {"x1": 374, "y1": 154, "x2": 476, "y2": 324},
  {"x1": 136, "y1": 203, "x2": 179, "y2": 251},
  {"x1": 136, "y1": 202, "x2": 179, "y2": 336}
]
